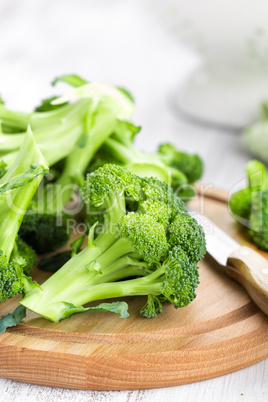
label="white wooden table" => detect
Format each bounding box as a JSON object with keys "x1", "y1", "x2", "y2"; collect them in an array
[{"x1": 0, "y1": 1, "x2": 267, "y2": 401}]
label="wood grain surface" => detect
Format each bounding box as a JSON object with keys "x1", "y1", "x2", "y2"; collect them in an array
[{"x1": 0, "y1": 191, "x2": 267, "y2": 391}]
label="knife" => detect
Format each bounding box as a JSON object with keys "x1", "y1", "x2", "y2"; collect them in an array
[{"x1": 188, "y1": 209, "x2": 268, "y2": 315}]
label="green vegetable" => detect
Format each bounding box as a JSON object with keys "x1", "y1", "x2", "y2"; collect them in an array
[
  {"x1": 0, "y1": 82, "x2": 136, "y2": 254},
  {"x1": 10, "y1": 236, "x2": 37, "y2": 276},
  {"x1": 39, "y1": 237, "x2": 85, "y2": 273},
  {"x1": 243, "y1": 102, "x2": 268, "y2": 163},
  {"x1": 0, "y1": 161, "x2": 7, "y2": 179},
  {"x1": 157, "y1": 143, "x2": 204, "y2": 184},
  {"x1": 95, "y1": 136, "x2": 202, "y2": 199},
  {"x1": 18, "y1": 164, "x2": 205, "y2": 322},
  {"x1": 0, "y1": 126, "x2": 48, "y2": 303},
  {"x1": 0, "y1": 137, "x2": 129, "y2": 321},
  {"x1": 229, "y1": 160, "x2": 268, "y2": 250},
  {"x1": 34, "y1": 96, "x2": 67, "y2": 112},
  {"x1": 0, "y1": 305, "x2": 26, "y2": 334},
  {"x1": 0, "y1": 99, "x2": 91, "y2": 166},
  {"x1": 39, "y1": 250, "x2": 72, "y2": 272}
]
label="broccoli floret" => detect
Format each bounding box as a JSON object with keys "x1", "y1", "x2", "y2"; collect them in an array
[
  {"x1": 19, "y1": 200, "x2": 70, "y2": 254},
  {"x1": 10, "y1": 236, "x2": 37, "y2": 276},
  {"x1": 0, "y1": 82, "x2": 135, "y2": 253},
  {"x1": 229, "y1": 160, "x2": 268, "y2": 250},
  {"x1": 168, "y1": 214, "x2": 207, "y2": 264},
  {"x1": 0, "y1": 127, "x2": 48, "y2": 303},
  {"x1": 140, "y1": 295, "x2": 163, "y2": 318},
  {"x1": 157, "y1": 143, "x2": 204, "y2": 184},
  {"x1": 39, "y1": 250, "x2": 72, "y2": 273},
  {"x1": 20, "y1": 164, "x2": 206, "y2": 322}
]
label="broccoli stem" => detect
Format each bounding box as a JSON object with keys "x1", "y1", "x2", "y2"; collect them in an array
[
  {"x1": 0, "y1": 127, "x2": 48, "y2": 258},
  {"x1": 103, "y1": 137, "x2": 137, "y2": 164},
  {"x1": 80, "y1": 278, "x2": 163, "y2": 303},
  {"x1": 0, "y1": 101, "x2": 80, "y2": 131},
  {"x1": 19, "y1": 234, "x2": 149, "y2": 321},
  {"x1": 0, "y1": 105, "x2": 29, "y2": 131},
  {"x1": 1, "y1": 100, "x2": 90, "y2": 168},
  {"x1": 55, "y1": 103, "x2": 120, "y2": 207}
]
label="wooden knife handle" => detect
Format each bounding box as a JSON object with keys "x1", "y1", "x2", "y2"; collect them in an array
[{"x1": 227, "y1": 246, "x2": 268, "y2": 315}]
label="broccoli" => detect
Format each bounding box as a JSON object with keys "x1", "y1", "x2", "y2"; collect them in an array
[
  {"x1": 49, "y1": 75, "x2": 203, "y2": 200},
  {"x1": 85, "y1": 117, "x2": 203, "y2": 196},
  {"x1": 229, "y1": 160, "x2": 268, "y2": 250},
  {"x1": 53, "y1": 74, "x2": 197, "y2": 194},
  {"x1": 0, "y1": 82, "x2": 135, "y2": 253},
  {"x1": 100, "y1": 136, "x2": 186, "y2": 187},
  {"x1": 19, "y1": 164, "x2": 206, "y2": 322},
  {"x1": 157, "y1": 143, "x2": 204, "y2": 184},
  {"x1": 0, "y1": 135, "x2": 127, "y2": 321},
  {"x1": 0, "y1": 99, "x2": 91, "y2": 166},
  {"x1": 39, "y1": 250, "x2": 72, "y2": 273},
  {"x1": 243, "y1": 102, "x2": 268, "y2": 165},
  {"x1": 34, "y1": 96, "x2": 68, "y2": 112},
  {"x1": 50, "y1": 81, "x2": 135, "y2": 207},
  {"x1": 18, "y1": 198, "x2": 71, "y2": 254},
  {"x1": 10, "y1": 236, "x2": 37, "y2": 276},
  {"x1": 0, "y1": 126, "x2": 48, "y2": 302}
]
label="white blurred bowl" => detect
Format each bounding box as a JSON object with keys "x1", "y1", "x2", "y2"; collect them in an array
[{"x1": 151, "y1": 0, "x2": 268, "y2": 129}]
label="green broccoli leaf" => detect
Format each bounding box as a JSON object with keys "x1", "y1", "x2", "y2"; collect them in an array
[{"x1": 0, "y1": 305, "x2": 26, "y2": 334}]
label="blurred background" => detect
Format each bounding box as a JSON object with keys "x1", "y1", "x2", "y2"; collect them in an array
[{"x1": 0, "y1": 0, "x2": 265, "y2": 188}]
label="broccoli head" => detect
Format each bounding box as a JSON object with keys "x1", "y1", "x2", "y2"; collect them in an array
[
  {"x1": 10, "y1": 236, "x2": 37, "y2": 276},
  {"x1": 19, "y1": 200, "x2": 70, "y2": 254},
  {"x1": 20, "y1": 164, "x2": 206, "y2": 322},
  {"x1": 157, "y1": 143, "x2": 204, "y2": 184}
]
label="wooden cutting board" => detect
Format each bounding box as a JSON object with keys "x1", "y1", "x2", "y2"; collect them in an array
[{"x1": 0, "y1": 188, "x2": 267, "y2": 390}]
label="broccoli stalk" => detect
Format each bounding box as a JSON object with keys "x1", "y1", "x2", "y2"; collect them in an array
[
  {"x1": 0, "y1": 100, "x2": 91, "y2": 167},
  {"x1": 101, "y1": 136, "x2": 188, "y2": 187},
  {"x1": 229, "y1": 160, "x2": 268, "y2": 250},
  {"x1": 0, "y1": 142, "x2": 129, "y2": 321},
  {"x1": 19, "y1": 164, "x2": 206, "y2": 322},
  {"x1": 97, "y1": 135, "x2": 203, "y2": 203},
  {"x1": 53, "y1": 83, "x2": 135, "y2": 207},
  {"x1": 52, "y1": 74, "x2": 203, "y2": 198},
  {"x1": 0, "y1": 82, "x2": 136, "y2": 253},
  {"x1": 0, "y1": 126, "x2": 49, "y2": 302}
]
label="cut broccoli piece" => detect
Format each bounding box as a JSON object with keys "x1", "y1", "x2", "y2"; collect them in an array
[
  {"x1": 0, "y1": 141, "x2": 128, "y2": 322},
  {"x1": 3, "y1": 82, "x2": 135, "y2": 253},
  {"x1": 229, "y1": 160, "x2": 268, "y2": 250},
  {"x1": 0, "y1": 127, "x2": 48, "y2": 303},
  {"x1": 19, "y1": 164, "x2": 206, "y2": 322}
]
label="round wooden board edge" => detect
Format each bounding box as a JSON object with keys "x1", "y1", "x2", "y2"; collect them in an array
[{"x1": 0, "y1": 187, "x2": 267, "y2": 390}]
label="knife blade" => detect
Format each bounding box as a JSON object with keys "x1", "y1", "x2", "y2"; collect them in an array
[
  {"x1": 188, "y1": 208, "x2": 268, "y2": 315},
  {"x1": 188, "y1": 209, "x2": 239, "y2": 266}
]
